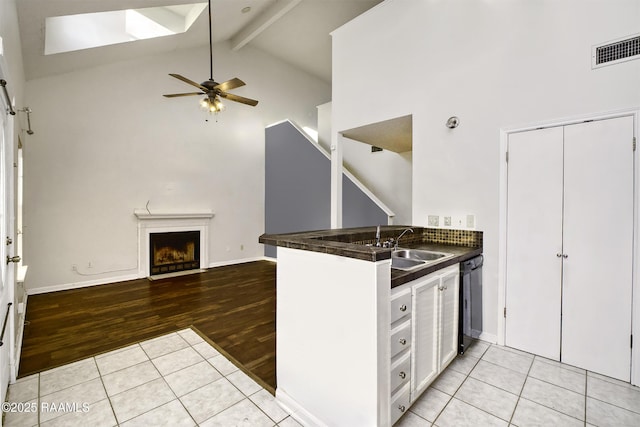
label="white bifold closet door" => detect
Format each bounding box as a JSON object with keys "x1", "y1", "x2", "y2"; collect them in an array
[
  {"x1": 561, "y1": 117, "x2": 633, "y2": 380},
  {"x1": 506, "y1": 116, "x2": 633, "y2": 381},
  {"x1": 505, "y1": 127, "x2": 564, "y2": 361}
]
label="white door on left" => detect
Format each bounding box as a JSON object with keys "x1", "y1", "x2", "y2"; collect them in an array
[{"x1": 0, "y1": 74, "x2": 18, "y2": 403}]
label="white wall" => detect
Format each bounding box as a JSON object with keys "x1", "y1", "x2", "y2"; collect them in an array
[
  {"x1": 331, "y1": 0, "x2": 640, "y2": 339},
  {"x1": 23, "y1": 41, "x2": 330, "y2": 292},
  {"x1": 342, "y1": 137, "x2": 412, "y2": 225},
  {"x1": 318, "y1": 102, "x2": 412, "y2": 225}
]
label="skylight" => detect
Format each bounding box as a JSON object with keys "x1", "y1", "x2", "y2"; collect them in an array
[{"x1": 44, "y1": 3, "x2": 207, "y2": 55}]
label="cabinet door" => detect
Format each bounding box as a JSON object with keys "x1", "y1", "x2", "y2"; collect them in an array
[
  {"x1": 439, "y1": 269, "x2": 460, "y2": 369},
  {"x1": 562, "y1": 116, "x2": 633, "y2": 381},
  {"x1": 505, "y1": 127, "x2": 564, "y2": 360},
  {"x1": 410, "y1": 275, "x2": 439, "y2": 401}
]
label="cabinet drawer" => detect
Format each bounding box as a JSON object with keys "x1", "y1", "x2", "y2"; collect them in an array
[
  {"x1": 390, "y1": 351, "x2": 411, "y2": 393},
  {"x1": 390, "y1": 382, "x2": 411, "y2": 425},
  {"x1": 390, "y1": 319, "x2": 412, "y2": 359},
  {"x1": 390, "y1": 288, "x2": 412, "y2": 324}
]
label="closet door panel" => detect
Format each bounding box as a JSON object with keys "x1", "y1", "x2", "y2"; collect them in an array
[
  {"x1": 505, "y1": 127, "x2": 564, "y2": 360},
  {"x1": 562, "y1": 116, "x2": 634, "y2": 381}
]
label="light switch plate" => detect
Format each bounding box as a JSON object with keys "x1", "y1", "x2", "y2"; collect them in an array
[
  {"x1": 428, "y1": 215, "x2": 439, "y2": 227},
  {"x1": 466, "y1": 214, "x2": 476, "y2": 229},
  {"x1": 444, "y1": 216, "x2": 452, "y2": 227}
]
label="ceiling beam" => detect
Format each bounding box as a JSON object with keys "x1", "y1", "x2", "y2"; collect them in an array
[{"x1": 230, "y1": 0, "x2": 302, "y2": 51}]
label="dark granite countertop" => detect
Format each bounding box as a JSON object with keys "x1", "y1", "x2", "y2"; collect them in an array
[{"x1": 260, "y1": 226, "x2": 483, "y2": 288}]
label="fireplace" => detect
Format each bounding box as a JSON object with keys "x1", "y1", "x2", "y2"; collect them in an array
[
  {"x1": 135, "y1": 209, "x2": 213, "y2": 278},
  {"x1": 149, "y1": 231, "x2": 201, "y2": 275}
]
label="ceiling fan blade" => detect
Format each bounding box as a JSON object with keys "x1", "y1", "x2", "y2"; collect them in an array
[
  {"x1": 163, "y1": 92, "x2": 204, "y2": 98},
  {"x1": 219, "y1": 92, "x2": 259, "y2": 106},
  {"x1": 169, "y1": 73, "x2": 208, "y2": 91},
  {"x1": 214, "y1": 78, "x2": 245, "y2": 92}
]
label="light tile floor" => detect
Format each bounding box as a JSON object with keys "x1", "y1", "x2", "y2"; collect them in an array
[
  {"x1": 396, "y1": 340, "x2": 640, "y2": 427},
  {"x1": 3, "y1": 328, "x2": 299, "y2": 427},
  {"x1": 4, "y1": 333, "x2": 640, "y2": 426}
]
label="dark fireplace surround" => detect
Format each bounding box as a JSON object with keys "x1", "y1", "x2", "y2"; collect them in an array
[{"x1": 149, "y1": 231, "x2": 200, "y2": 275}]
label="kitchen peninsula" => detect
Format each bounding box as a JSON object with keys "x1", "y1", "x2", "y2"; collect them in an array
[{"x1": 260, "y1": 226, "x2": 482, "y2": 427}]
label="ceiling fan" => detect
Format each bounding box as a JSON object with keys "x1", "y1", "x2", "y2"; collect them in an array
[{"x1": 163, "y1": 0, "x2": 258, "y2": 113}]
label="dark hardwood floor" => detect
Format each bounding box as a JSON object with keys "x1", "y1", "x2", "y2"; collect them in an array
[{"x1": 19, "y1": 260, "x2": 277, "y2": 392}]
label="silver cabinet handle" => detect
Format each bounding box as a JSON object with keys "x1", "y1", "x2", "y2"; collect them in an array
[
  {"x1": 399, "y1": 338, "x2": 407, "y2": 345},
  {"x1": 398, "y1": 405, "x2": 406, "y2": 412},
  {"x1": 399, "y1": 304, "x2": 407, "y2": 312},
  {"x1": 563, "y1": 254, "x2": 568, "y2": 258},
  {"x1": 557, "y1": 253, "x2": 562, "y2": 257},
  {"x1": 399, "y1": 371, "x2": 406, "y2": 379}
]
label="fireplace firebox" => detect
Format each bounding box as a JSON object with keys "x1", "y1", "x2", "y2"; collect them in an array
[{"x1": 149, "y1": 231, "x2": 200, "y2": 275}]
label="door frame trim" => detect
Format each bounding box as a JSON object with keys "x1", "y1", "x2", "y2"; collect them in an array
[{"x1": 498, "y1": 108, "x2": 640, "y2": 385}]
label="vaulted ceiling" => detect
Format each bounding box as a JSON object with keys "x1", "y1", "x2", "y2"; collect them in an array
[{"x1": 16, "y1": 0, "x2": 382, "y2": 82}]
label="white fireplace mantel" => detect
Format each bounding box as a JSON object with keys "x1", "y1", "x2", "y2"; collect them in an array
[{"x1": 135, "y1": 209, "x2": 214, "y2": 277}]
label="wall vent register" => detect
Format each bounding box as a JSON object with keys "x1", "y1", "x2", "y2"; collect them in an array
[{"x1": 592, "y1": 34, "x2": 640, "y2": 68}]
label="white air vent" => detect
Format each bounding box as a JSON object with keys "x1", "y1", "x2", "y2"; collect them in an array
[{"x1": 592, "y1": 34, "x2": 640, "y2": 69}]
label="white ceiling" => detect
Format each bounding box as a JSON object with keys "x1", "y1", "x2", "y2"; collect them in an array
[{"x1": 16, "y1": 0, "x2": 382, "y2": 82}]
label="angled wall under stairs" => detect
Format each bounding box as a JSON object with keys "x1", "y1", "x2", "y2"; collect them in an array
[{"x1": 264, "y1": 120, "x2": 393, "y2": 258}]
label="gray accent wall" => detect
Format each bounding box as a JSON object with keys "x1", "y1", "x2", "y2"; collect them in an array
[{"x1": 265, "y1": 121, "x2": 388, "y2": 258}]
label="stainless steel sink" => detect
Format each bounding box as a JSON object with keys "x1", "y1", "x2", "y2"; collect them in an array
[
  {"x1": 390, "y1": 257, "x2": 425, "y2": 270},
  {"x1": 393, "y1": 249, "x2": 452, "y2": 262},
  {"x1": 391, "y1": 249, "x2": 454, "y2": 271}
]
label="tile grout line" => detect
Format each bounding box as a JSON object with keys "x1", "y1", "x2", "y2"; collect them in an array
[
  {"x1": 94, "y1": 355, "x2": 121, "y2": 426},
  {"x1": 506, "y1": 344, "x2": 534, "y2": 426},
  {"x1": 583, "y1": 369, "x2": 588, "y2": 426},
  {"x1": 507, "y1": 356, "x2": 589, "y2": 426},
  {"x1": 164, "y1": 338, "x2": 206, "y2": 427},
  {"x1": 432, "y1": 345, "x2": 490, "y2": 426},
  {"x1": 37, "y1": 372, "x2": 41, "y2": 426},
  {"x1": 137, "y1": 335, "x2": 203, "y2": 426}
]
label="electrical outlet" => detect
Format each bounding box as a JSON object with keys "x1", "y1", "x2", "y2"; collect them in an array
[
  {"x1": 444, "y1": 216, "x2": 452, "y2": 227},
  {"x1": 428, "y1": 215, "x2": 439, "y2": 227}
]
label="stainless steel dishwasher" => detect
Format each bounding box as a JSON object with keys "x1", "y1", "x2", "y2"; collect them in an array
[{"x1": 459, "y1": 255, "x2": 483, "y2": 354}]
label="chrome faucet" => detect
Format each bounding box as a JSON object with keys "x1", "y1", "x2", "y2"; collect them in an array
[{"x1": 394, "y1": 228, "x2": 414, "y2": 250}]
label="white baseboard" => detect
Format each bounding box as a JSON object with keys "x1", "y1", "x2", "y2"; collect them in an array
[
  {"x1": 27, "y1": 273, "x2": 140, "y2": 295},
  {"x1": 276, "y1": 389, "x2": 328, "y2": 427},
  {"x1": 477, "y1": 331, "x2": 498, "y2": 344},
  {"x1": 207, "y1": 256, "x2": 274, "y2": 268},
  {"x1": 26, "y1": 257, "x2": 276, "y2": 295}
]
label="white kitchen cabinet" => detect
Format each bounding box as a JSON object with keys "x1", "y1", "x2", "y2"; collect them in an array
[
  {"x1": 390, "y1": 264, "x2": 460, "y2": 422},
  {"x1": 410, "y1": 265, "x2": 459, "y2": 401},
  {"x1": 409, "y1": 274, "x2": 439, "y2": 400},
  {"x1": 438, "y1": 269, "x2": 460, "y2": 369},
  {"x1": 505, "y1": 115, "x2": 634, "y2": 381}
]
